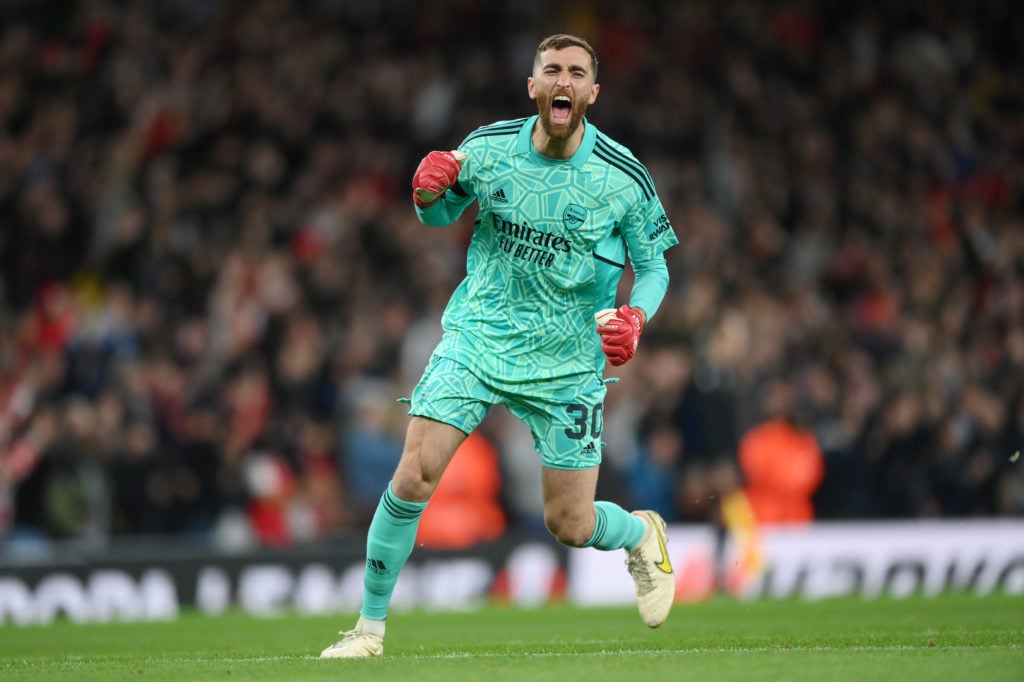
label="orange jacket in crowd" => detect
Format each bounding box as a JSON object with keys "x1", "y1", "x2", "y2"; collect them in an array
[
  {"x1": 416, "y1": 429, "x2": 507, "y2": 549},
  {"x1": 738, "y1": 418, "x2": 824, "y2": 525}
]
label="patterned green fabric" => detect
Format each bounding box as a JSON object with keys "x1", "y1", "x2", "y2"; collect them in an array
[
  {"x1": 410, "y1": 355, "x2": 607, "y2": 469},
  {"x1": 418, "y1": 115, "x2": 678, "y2": 382}
]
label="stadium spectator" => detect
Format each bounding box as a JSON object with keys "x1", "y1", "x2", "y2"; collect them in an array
[
  {"x1": 626, "y1": 418, "x2": 684, "y2": 522},
  {"x1": 737, "y1": 377, "x2": 825, "y2": 525},
  {"x1": 336, "y1": 378, "x2": 405, "y2": 525}
]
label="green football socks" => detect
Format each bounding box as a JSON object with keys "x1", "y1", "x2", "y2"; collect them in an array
[
  {"x1": 360, "y1": 482, "x2": 428, "y2": 621},
  {"x1": 583, "y1": 500, "x2": 645, "y2": 550},
  {"x1": 360, "y1": 490, "x2": 644, "y2": 620}
]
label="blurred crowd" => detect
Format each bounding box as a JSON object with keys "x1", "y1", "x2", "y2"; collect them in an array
[{"x1": 1, "y1": 0, "x2": 1022, "y2": 551}]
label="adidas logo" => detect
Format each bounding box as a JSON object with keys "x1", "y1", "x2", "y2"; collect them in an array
[
  {"x1": 490, "y1": 188, "x2": 509, "y2": 203},
  {"x1": 367, "y1": 558, "x2": 390, "y2": 575},
  {"x1": 582, "y1": 442, "x2": 597, "y2": 455}
]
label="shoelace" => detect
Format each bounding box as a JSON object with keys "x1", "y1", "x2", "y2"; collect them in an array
[
  {"x1": 334, "y1": 628, "x2": 372, "y2": 643},
  {"x1": 626, "y1": 553, "x2": 655, "y2": 594}
]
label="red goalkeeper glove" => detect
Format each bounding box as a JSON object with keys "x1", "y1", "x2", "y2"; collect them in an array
[
  {"x1": 412, "y1": 150, "x2": 466, "y2": 208},
  {"x1": 596, "y1": 305, "x2": 645, "y2": 366}
]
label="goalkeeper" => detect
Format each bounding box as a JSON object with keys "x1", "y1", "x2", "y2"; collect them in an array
[{"x1": 322, "y1": 33, "x2": 679, "y2": 659}]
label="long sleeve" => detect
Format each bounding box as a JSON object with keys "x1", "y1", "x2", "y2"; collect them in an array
[{"x1": 629, "y1": 255, "x2": 670, "y2": 321}]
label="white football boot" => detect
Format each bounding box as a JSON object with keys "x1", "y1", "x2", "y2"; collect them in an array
[
  {"x1": 625, "y1": 510, "x2": 676, "y2": 627},
  {"x1": 319, "y1": 615, "x2": 385, "y2": 659}
]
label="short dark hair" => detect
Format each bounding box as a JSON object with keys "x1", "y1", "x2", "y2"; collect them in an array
[{"x1": 534, "y1": 34, "x2": 598, "y2": 79}]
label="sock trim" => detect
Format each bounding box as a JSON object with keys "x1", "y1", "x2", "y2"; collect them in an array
[
  {"x1": 381, "y1": 482, "x2": 428, "y2": 524},
  {"x1": 582, "y1": 503, "x2": 608, "y2": 548}
]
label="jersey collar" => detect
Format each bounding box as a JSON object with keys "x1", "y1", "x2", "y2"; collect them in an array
[{"x1": 517, "y1": 115, "x2": 597, "y2": 171}]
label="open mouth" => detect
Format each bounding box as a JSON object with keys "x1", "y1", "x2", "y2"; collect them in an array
[{"x1": 551, "y1": 96, "x2": 572, "y2": 124}]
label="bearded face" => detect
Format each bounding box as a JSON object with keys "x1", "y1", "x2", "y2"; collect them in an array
[
  {"x1": 528, "y1": 46, "x2": 599, "y2": 141},
  {"x1": 536, "y1": 85, "x2": 588, "y2": 140}
]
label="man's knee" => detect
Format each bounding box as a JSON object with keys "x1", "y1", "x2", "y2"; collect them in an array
[
  {"x1": 386, "y1": 436, "x2": 434, "y2": 502},
  {"x1": 544, "y1": 507, "x2": 595, "y2": 547},
  {"x1": 389, "y1": 468, "x2": 435, "y2": 503}
]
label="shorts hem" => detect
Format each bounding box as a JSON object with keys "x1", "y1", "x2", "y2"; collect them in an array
[
  {"x1": 540, "y1": 460, "x2": 602, "y2": 471},
  {"x1": 407, "y1": 411, "x2": 473, "y2": 436}
]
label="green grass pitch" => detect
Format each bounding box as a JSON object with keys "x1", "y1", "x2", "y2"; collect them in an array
[{"x1": 1, "y1": 594, "x2": 1020, "y2": 681}]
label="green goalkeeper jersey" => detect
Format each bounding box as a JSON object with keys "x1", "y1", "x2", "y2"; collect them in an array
[{"x1": 416, "y1": 115, "x2": 678, "y2": 381}]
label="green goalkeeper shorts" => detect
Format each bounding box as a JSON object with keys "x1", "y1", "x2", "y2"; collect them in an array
[{"x1": 408, "y1": 354, "x2": 607, "y2": 470}]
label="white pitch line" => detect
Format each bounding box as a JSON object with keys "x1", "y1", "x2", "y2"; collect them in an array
[
  {"x1": 4, "y1": 643, "x2": 1021, "y2": 668},
  {"x1": 395, "y1": 643, "x2": 1023, "y2": 660}
]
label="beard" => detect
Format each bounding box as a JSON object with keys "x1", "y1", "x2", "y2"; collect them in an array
[{"x1": 537, "y1": 95, "x2": 587, "y2": 140}]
